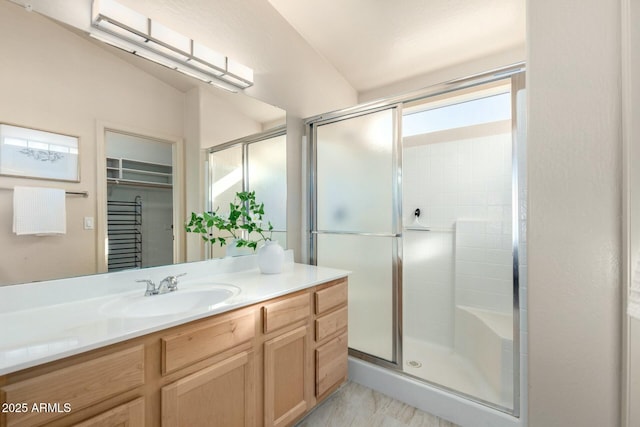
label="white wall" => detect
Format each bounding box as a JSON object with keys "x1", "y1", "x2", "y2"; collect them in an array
[
  {"x1": 183, "y1": 88, "x2": 203, "y2": 262},
  {"x1": 0, "y1": 1, "x2": 184, "y2": 285},
  {"x1": 285, "y1": 113, "x2": 305, "y2": 261},
  {"x1": 105, "y1": 132, "x2": 173, "y2": 165},
  {"x1": 527, "y1": 0, "x2": 621, "y2": 425},
  {"x1": 199, "y1": 89, "x2": 263, "y2": 148},
  {"x1": 359, "y1": 47, "x2": 525, "y2": 103}
]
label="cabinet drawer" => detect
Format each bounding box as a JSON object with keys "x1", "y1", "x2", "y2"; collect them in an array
[
  {"x1": 315, "y1": 332, "x2": 348, "y2": 398},
  {"x1": 262, "y1": 293, "x2": 310, "y2": 334},
  {"x1": 162, "y1": 309, "x2": 254, "y2": 374},
  {"x1": 315, "y1": 306, "x2": 348, "y2": 342},
  {"x1": 1, "y1": 345, "x2": 144, "y2": 427},
  {"x1": 73, "y1": 397, "x2": 144, "y2": 427},
  {"x1": 314, "y1": 279, "x2": 347, "y2": 315}
]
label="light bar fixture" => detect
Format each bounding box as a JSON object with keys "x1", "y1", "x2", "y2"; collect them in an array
[{"x1": 90, "y1": 0, "x2": 254, "y2": 91}]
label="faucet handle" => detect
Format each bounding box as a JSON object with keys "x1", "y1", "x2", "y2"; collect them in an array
[
  {"x1": 166, "y1": 273, "x2": 186, "y2": 291},
  {"x1": 136, "y1": 279, "x2": 157, "y2": 296}
]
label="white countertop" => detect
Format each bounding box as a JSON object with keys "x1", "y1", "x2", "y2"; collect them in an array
[{"x1": 0, "y1": 254, "x2": 348, "y2": 376}]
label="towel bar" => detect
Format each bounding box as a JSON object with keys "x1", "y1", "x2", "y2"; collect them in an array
[{"x1": 0, "y1": 186, "x2": 88, "y2": 197}]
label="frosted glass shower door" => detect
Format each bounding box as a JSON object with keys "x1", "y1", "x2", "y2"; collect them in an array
[
  {"x1": 313, "y1": 108, "x2": 399, "y2": 363},
  {"x1": 247, "y1": 135, "x2": 287, "y2": 247},
  {"x1": 208, "y1": 146, "x2": 243, "y2": 259}
]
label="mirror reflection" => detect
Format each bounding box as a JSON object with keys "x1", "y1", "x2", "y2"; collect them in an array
[
  {"x1": 106, "y1": 131, "x2": 174, "y2": 271},
  {"x1": 207, "y1": 130, "x2": 287, "y2": 259},
  {"x1": 0, "y1": 0, "x2": 285, "y2": 286}
]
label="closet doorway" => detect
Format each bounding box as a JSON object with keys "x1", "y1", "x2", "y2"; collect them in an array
[{"x1": 98, "y1": 129, "x2": 182, "y2": 272}]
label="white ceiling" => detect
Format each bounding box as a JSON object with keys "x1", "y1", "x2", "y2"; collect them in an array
[{"x1": 267, "y1": 0, "x2": 526, "y2": 92}]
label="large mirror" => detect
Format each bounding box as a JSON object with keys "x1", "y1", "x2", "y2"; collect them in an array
[{"x1": 0, "y1": 0, "x2": 286, "y2": 286}]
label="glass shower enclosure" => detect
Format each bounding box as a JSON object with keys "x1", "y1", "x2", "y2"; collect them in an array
[{"x1": 309, "y1": 70, "x2": 525, "y2": 415}]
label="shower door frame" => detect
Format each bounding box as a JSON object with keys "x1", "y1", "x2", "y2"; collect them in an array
[
  {"x1": 308, "y1": 104, "x2": 404, "y2": 370},
  {"x1": 306, "y1": 63, "x2": 526, "y2": 417}
]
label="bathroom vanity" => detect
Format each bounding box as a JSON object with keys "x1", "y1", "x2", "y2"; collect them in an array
[{"x1": 0, "y1": 255, "x2": 348, "y2": 427}]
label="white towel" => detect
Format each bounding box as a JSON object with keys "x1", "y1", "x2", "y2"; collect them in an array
[
  {"x1": 630, "y1": 260, "x2": 640, "y2": 320},
  {"x1": 13, "y1": 186, "x2": 66, "y2": 235}
]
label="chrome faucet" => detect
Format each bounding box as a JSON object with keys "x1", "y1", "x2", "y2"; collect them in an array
[
  {"x1": 158, "y1": 273, "x2": 186, "y2": 294},
  {"x1": 136, "y1": 273, "x2": 186, "y2": 296},
  {"x1": 136, "y1": 279, "x2": 158, "y2": 296}
]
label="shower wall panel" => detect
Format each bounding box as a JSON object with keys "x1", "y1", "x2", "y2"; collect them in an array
[
  {"x1": 402, "y1": 130, "x2": 512, "y2": 230},
  {"x1": 402, "y1": 129, "x2": 512, "y2": 345},
  {"x1": 455, "y1": 220, "x2": 513, "y2": 313},
  {"x1": 403, "y1": 230, "x2": 455, "y2": 347}
]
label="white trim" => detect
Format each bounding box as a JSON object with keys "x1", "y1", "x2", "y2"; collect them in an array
[
  {"x1": 95, "y1": 120, "x2": 184, "y2": 273},
  {"x1": 620, "y1": 0, "x2": 640, "y2": 424},
  {"x1": 621, "y1": 0, "x2": 632, "y2": 424}
]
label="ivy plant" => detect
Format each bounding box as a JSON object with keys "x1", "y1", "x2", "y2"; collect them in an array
[{"x1": 185, "y1": 191, "x2": 274, "y2": 251}]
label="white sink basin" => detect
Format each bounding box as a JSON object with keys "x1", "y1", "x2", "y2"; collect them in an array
[{"x1": 101, "y1": 284, "x2": 240, "y2": 318}]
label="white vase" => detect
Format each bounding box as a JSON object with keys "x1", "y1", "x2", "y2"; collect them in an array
[
  {"x1": 225, "y1": 239, "x2": 253, "y2": 257},
  {"x1": 225, "y1": 239, "x2": 240, "y2": 257},
  {"x1": 257, "y1": 240, "x2": 285, "y2": 274}
]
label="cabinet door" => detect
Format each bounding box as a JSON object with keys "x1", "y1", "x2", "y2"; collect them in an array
[
  {"x1": 316, "y1": 332, "x2": 348, "y2": 399},
  {"x1": 161, "y1": 351, "x2": 255, "y2": 427},
  {"x1": 264, "y1": 326, "x2": 312, "y2": 427},
  {"x1": 73, "y1": 398, "x2": 144, "y2": 427}
]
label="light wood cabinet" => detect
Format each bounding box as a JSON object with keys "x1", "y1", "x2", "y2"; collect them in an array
[
  {"x1": 314, "y1": 279, "x2": 347, "y2": 315},
  {"x1": 72, "y1": 398, "x2": 145, "y2": 427},
  {"x1": 262, "y1": 293, "x2": 310, "y2": 334},
  {"x1": 162, "y1": 351, "x2": 255, "y2": 427},
  {"x1": 264, "y1": 326, "x2": 312, "y2": 427},
  {"x1": 313, "y1": 278, "x2": 349, "y2": 402},
  {"x1": 1, "y1": 346, "x2": 144, "y2": 427},
  {"x1": 315, "y1": 332, "x2": 348, "y2": 398},
  {"x1": 161, "y1": 308, "x2": 255, "y2": 375},
  {"x1": 315, "y1": 306, "x2": 348, "y2": 342},
  {"x1": 0, "y1": 278, "x2": 348, "y2": 427}
]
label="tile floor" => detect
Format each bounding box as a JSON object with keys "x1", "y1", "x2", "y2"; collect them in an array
[{"x1": 296, "y1": 381, "x2": 459, "y2": 427}]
